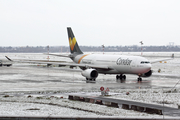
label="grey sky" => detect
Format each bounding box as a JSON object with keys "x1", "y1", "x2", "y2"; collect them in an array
[{"x1": 0, "y1": 0, "x2": 180, "y2": 46}]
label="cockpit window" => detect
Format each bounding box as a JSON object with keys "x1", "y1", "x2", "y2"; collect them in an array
[{"x1": 141, "y1": 61, "x2": 150, "y2": 64}]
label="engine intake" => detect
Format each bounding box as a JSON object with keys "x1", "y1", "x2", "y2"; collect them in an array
[
  {"x1": 141, "y1": 70, "x2": 152, "y2": 77},
  {"x1": 81, "y1": 69, "x2": 98, "y2": 79}
]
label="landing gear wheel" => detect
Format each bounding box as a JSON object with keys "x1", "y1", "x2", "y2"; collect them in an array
[
  {"x1": 116, "y1": 74, "x2": 126, "y2": 80},
  {"x1": 123, "y1": 75, "x2": 126, "y2": 79},
  {"x1": 116, "y1": 75, "x2": 119, "y2": 79},
  {"x1": 137, "y1": 77, "x2": 142, "y2": 82},
  {"x1": 86, "y1": 78, "x2": 96, "y2": 83}
]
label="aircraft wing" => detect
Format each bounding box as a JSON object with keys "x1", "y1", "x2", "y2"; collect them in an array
[
  {"x1": 28, "y1": 61, "x2": 110, "y2": 70},
  {"x1": 5, "y1": 56, "x2": 110, "y2": 70},
  {"x1": 150, "y1": 54, "x2": 174, "y2": 64},
  {"x1": 44, "y1": 53, "x2": 70, "y2": 57},
  {"x1": 5, "y1": 56, "x2": 66, "y2": 64},
  {"x1": 150, "y1": 58, "x2": 174, "y2": 64}
]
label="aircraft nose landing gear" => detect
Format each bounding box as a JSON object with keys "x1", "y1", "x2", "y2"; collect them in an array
[{"x1": 137, "y1": 77, "x2": 142, "y2": 82}]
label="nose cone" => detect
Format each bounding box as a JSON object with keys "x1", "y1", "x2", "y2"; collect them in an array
[
  {"x1": 131, "y1": 64, "x2": 152, "y2": 74},
  {"x1": 144, "y1": 64, "x2": 152, "y2": 73}
]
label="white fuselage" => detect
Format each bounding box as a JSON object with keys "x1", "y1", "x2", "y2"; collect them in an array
[{"x1": 73, "y1": 54, "x2": 151, "y2": 75}]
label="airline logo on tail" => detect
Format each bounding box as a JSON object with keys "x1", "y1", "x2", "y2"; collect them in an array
[
  {"x1": 69, "y1": 37, "x2": 77, "y2": 51},
  {"x1": 67, "y1": 27, "x2": 83, "y2": 54}
]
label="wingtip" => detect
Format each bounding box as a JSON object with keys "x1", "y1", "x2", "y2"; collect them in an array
[{"x1": 5, "y1": 56, "x2": 13, "y2": 61}]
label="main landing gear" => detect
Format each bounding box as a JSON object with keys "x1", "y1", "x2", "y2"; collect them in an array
[
  {"x1": 116, "y1": 74, "x2": 142, "y2": 82},
  {"x1": 86, "y1": 78, "x2": 96, "y2": 83},
  {"x1": 116, "y1": 74, "x2": 126, "y2": 80}
]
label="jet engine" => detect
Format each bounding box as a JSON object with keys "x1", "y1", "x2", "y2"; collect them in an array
[
  {"x1": 81, "y1": 69, "x2": 98, "y2": 79},
  {"x1": 141, "y1": 70, "x2": 152, "y2": 77}
]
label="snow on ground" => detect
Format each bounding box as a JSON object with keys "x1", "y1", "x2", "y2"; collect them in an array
[
  {"x1": 0, "y1": 102, "x2": 99, "y2": 116},
  {"x1": 0, "y1": 88, "x2": 179, "y2": 117},
  {"x1": 0, "y1": 94, "x2": 159, "y2": 117}
]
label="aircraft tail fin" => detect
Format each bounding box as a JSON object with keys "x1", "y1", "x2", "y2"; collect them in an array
[{"x1": 67, "y1": 27, "x2": 83, "y2": 55}]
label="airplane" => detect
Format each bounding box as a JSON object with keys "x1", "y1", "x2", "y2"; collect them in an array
[{"x1": 5, "y1": 27, "x2": 174, "y2": 82}]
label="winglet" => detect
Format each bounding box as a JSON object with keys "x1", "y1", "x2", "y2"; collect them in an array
[{"x1": 5, "y1": 56, "x2": 13, "y2": 61}]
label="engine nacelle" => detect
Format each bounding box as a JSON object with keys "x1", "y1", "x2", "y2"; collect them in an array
[
  {"x1": 81, "y1": 69, "x2": 98, "y2": 79},
  {"x1": 141, "y1": 70, "x2": 152, "y2": 77}
]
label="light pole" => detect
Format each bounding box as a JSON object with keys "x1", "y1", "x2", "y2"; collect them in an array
[
  {"x1": 140, "y1": 41, "x2": 143, "y2": 56},
  {"x1": 102, "y1": 44, "x2": 105, "y2": 54},
  {"x1": 47, "y1": 45, "x2": 50, "y2": 61}
]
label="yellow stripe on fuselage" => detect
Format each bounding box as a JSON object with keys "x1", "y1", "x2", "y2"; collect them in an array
[{"x1": 78, "y1": 54, "x2": 89, "y2": 64}]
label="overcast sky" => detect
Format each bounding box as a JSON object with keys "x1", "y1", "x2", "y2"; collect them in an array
[{"x1": 0, "y1": 0, "x2": 180, "y2": 47}]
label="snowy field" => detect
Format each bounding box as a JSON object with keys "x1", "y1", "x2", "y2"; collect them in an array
[{"x1": 0, "y1": 52, "x2": 180, "y2": 119}]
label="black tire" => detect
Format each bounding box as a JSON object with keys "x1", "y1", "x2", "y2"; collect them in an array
[
  {"x1": 123, "y1": 75, "x2": 126, "y2": 80},
  {"x1": 116, "y1": 75, "x2": 119, "y2": 79},
  {"x1": 137, "y1": 77, "x2": 142, "y2": 82}
]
